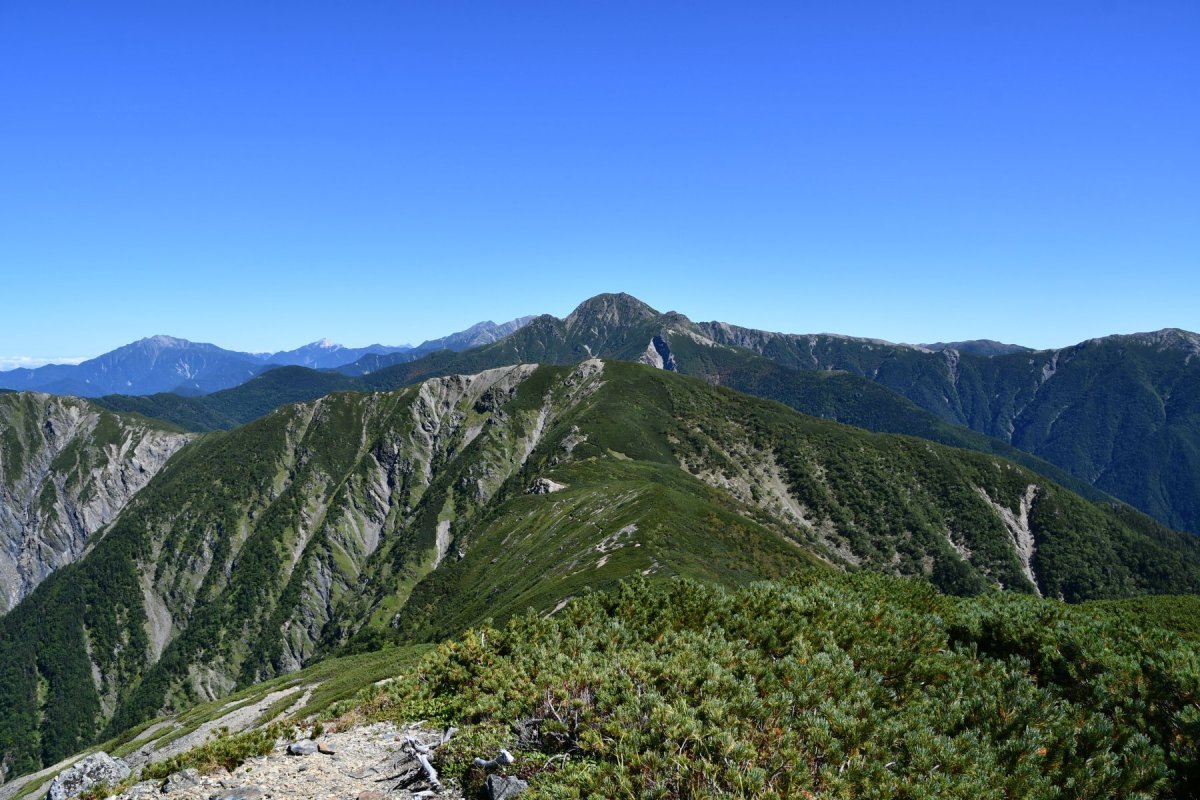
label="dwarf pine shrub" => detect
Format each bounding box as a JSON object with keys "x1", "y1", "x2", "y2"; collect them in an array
[{"x1": 368, "y1": 575, "x2": 1198, "y2": 799}]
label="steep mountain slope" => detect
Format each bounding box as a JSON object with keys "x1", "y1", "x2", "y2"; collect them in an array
[
  {"x1": 1, "y1": 361, "x2": 1196, "y2": 782},
  {"x1": 358, "y1": 294, "x2": 1200, "y2": 533},
  {"x1": 700, "y1": 322, "x2": 1200, "y2": 533},
  {"x1": 0, "y1": 394, "x2": 193, "y2": 612},
  {"x1": 104, "y1": 301, "x2": 1091, "y2": 501}
]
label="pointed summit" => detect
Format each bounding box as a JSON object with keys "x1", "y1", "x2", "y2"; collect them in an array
[{"x1": 565, "y1": 293, "x2": 659, "y2": 330}]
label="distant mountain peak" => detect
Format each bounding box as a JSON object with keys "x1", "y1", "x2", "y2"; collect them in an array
[
  {"x1": 921, "y1": 339, "x2": 1032, "y2": 357},
  {"x1": 138, "y1": 335, "x2": 192, "y2": 348},
  {"x1": 565, "y1": 293, "x2": 659, "y2": 330},
  {"x1": 312, "y1": 338, "x2": 342, "y2": 350}
]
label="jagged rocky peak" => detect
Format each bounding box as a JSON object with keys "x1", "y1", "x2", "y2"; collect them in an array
[
  {"x1": 418, "y1": 316, "x2": 538, "y2": 350},
  {"x1": 564, "y1": 292, "x2": 660, "y2": 330}
]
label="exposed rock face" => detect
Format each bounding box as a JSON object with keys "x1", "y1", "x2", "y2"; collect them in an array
[
  {"x1": 638, "y1": 336, "x2": 677, "y2": 371},
  {"x1": 526, "y1": 477, "x2": 567, "y2": 494},
  {"x1": 47, "y1": 753, "x2": 130, "y2": 800},
  {"x1": 0, "y1": 393, "x2": 193, "y2": 612},
  {"x1": 160, "y1": 768, "x2": 200, "y2": 793},
  {"x1": 564, "y1": 292, "x2": 657, "y2": 332},
  {"x1": 976, "y1": 484, "x2": 1042, "y2": 596},
  {"x1": 412, "y1": 316, "x2": 537, "y2": 353}
]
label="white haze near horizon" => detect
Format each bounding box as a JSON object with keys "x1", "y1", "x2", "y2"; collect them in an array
[{"x1": 0, "y1": 356, "x2": 88, "y2": 372}]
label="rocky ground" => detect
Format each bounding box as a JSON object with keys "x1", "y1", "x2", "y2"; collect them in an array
[{"x1": 110, "y1": 723, "x2": 468, "y2": 800}]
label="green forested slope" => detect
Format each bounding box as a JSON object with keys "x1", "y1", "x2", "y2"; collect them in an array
[
  {"x1": 700, "y1": 321, "x2": 1200, "y2": 534},
  {"x1": 3, "y1": 361, "x2": 1196, "y2": 783},
  {"x1": 94, "y1": 366, "x2": 361, "y2": 431}
]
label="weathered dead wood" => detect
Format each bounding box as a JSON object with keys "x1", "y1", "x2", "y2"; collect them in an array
[{"x1": 473, "y1": 749, "x2": 515, "y2": 770}]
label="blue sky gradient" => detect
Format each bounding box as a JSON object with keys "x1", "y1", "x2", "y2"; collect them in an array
[{"x1": 2, "y1": 1, "x2": 1197, "y2": 362}]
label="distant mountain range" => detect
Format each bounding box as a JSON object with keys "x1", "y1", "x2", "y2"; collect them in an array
[
  {"x1": 5, "y1": 294, "x2": 1199, "y2": 537},
  {"x1": 0, "y1": 317, "x2": 535, "y2": 397}
]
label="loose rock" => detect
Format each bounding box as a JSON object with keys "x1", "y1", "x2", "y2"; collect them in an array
[
  {"x1": 286, "y1": 740, "x2": 319, "y2": 756},
  {"x1": 486, "y1": 774, "x2": 528, "y2": 800},
  {"x1": 49, "y1": 752, "x2": 132, "y2": 800},
  {"x1": 208, "y1": 787, "x2": 264, "y2": 800},
  {"x1": 122, "y1": 780, "x2": 161, "y2": 800},
  {"x1": 104, "y1": 722, "x2": 464, "y2": 800},
  {"x1": 316, "y1": 742, "x2": 336, "y2": 755},
  {"x1": 526, "y1": 477, "x2": 567, "y2": 494},
  {"x1": 162, "y1": 768, "x2": 201, "y2": 793}
]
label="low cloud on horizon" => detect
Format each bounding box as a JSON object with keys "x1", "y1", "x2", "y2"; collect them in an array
[{"x1": 0, "y1": 356, "x2": 88, "y2": 372}]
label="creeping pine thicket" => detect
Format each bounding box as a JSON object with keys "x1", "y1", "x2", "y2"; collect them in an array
[{"x1": 363, "y1": 576, "x2": 1199, "y2": 799}]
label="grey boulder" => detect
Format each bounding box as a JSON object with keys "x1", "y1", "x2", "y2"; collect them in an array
[
  {"x1": 486, "y1": 774, "x2": 529, "y2": 800},
  {"x1": 161, "y1": 768, "x2": 201, "y2": 793},
  {"x1": 48, "y1": 753, "x2": 132, "y2": 800},
  {"x1": 286, "y1": 739, "x2": 319, "y2": 756},
  {"x1": 209, "y1": 787, "x2": 264, "y2": 800}
]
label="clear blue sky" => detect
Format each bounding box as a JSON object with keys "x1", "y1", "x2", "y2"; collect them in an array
[{"x1": 2, "y1": 0, "x2": 1197, "y2": 364}]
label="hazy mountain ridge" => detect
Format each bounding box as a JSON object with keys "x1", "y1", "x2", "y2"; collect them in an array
[
  {"x1": 0, "y1": 317, "x2": 537, "y2": 398},
  {"x1": 0, "y1": 337, "x2": 266, "y2": 398},
  {"x1": 921, "y1": 339, "x2": 1033, "y2": 356},
  {"x1": 263, "y1": 339, "x2": 412, "y2": 370},
  {"x1": 338, "y1": 316, "x2": 537, "y2": 375},
  {"x1": 1, "y1": 360, "x2": 1197, "y2": 782}
]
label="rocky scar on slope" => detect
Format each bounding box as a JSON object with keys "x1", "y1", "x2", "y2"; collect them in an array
[{"x1": 0, "y1": 394, "x2": 192, "y2": 612}]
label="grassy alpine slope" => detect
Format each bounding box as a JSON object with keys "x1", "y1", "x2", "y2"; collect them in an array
[
  {"x1": 2, "y1": 361, "x2": 1198, "y2": 784},
  {"x1": 356, "y1": 575, "x2": 1200, "y2": 799}
]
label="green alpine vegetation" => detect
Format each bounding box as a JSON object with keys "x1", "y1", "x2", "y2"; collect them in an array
[
  {"x1": 1, "y1": 360, "x2": 1197, "y2": 783},
  {"x1": 356, "y1": 575, "x2": 1200, "y2": 799}
]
